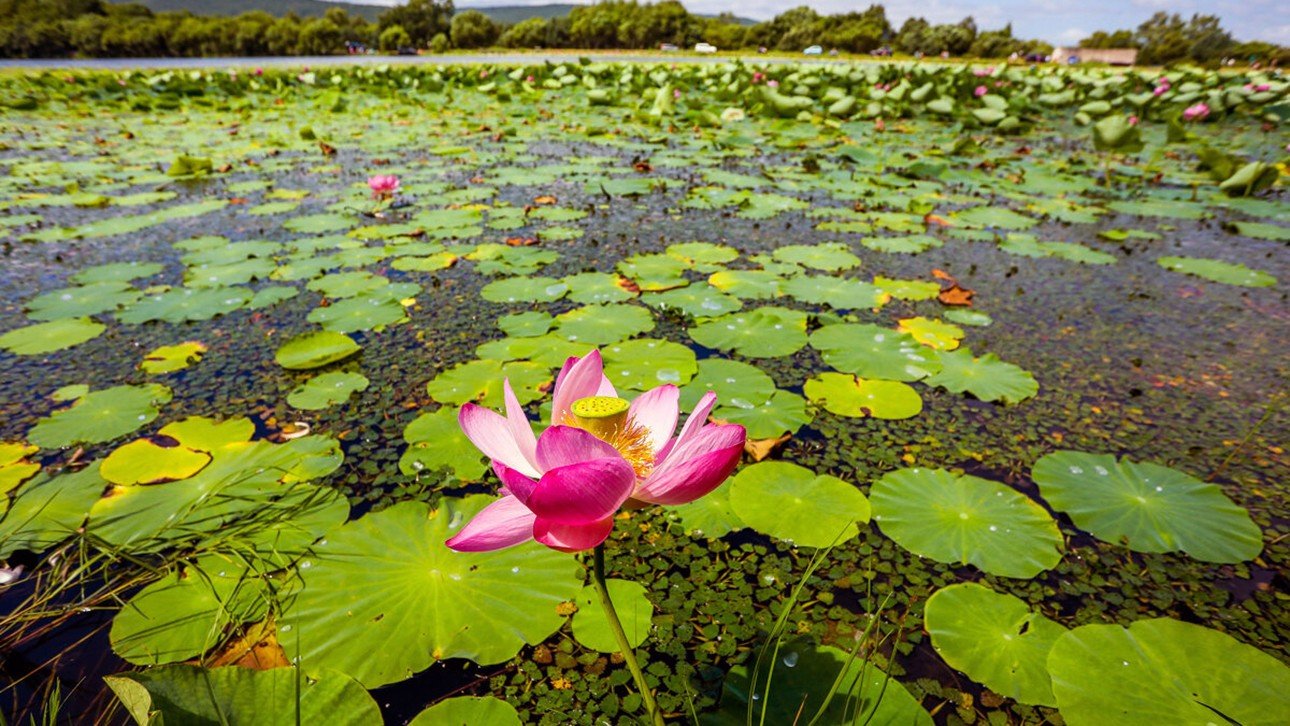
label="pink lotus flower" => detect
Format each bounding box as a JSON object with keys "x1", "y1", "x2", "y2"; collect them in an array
[
  {"x1": 1182, "y1": 102, "x2": 1210, "y2": 122},
  {"x1": 367, "y1": 174, "x2": 400, "y2": 198},
  {"x1": 974, "y1": 85, "x2": 988, "y2": 97},
  {"x1": 1256, "y1": 83, "x2": 1270, "y2": 92},
  {"x1": 446, "y1": 350, "x2": 746, "y2": 553},
  {"x1": 766, "y1": 79, "x2": 779, "y2": 88},
  {"x1": 1128, "y1": 115, "x2": 1139, "y2": 126},
  {"x1": 973, "y1": 66, "x2": 994, "y2": 77}
]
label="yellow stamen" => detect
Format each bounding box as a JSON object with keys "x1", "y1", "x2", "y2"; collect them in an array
[{"x1": 569, "y1": 396, "x2": 655, "y2": 479}]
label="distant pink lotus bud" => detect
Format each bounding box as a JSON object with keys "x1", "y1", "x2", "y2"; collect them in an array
[
  {"x1": 673, "y1": 88, "x2": 681, "y2": 99},
  {"x1": 973, "y1": 66, "x2": 993, "y2": 77},
  {"x1": 368, "y1": 175, "x2": 400, "y2": 198},
  {"x1": 1128, "y1": 115, "x2": 1139, "y2": 126},
  {"x1": 1182, "y1": 102, "x2": 1210, "y2": 122},
  {"x1": 974, "y1": 85, "x2": 988, "y2": 97},
  {"x1": 1256, "y1": 83, "x2": 1270, "y2": 92},
  {"x1": 526, "y1": 75, "x2": 535, "y2": 83},
  {"x1": 480, "y1": 69, "x2": 489, "y2": 78},
  {"x1": 254, "y1": 68, "x2": 264, "y2": 76},
  {"x1": 1153, "y1": 85, "x2": 1167, "y2": 96},
  {"x1": 767, "y1": 80, "x2": 779, "y2": 88}
]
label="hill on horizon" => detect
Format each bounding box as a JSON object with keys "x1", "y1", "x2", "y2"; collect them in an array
[{"x1": 132, "y1": 1, "x2": 755, "y2": 26}]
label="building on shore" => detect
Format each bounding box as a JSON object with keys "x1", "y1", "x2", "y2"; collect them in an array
[{"x1": 1051, "y1": 47, "x2": 1138, "y2": 66}]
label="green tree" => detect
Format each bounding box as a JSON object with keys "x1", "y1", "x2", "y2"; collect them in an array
[
  {"x1": 263, "y1": 16, "x2": 302, "y2": 55},
  {"x1": 450, "y1": 10, "x2": 498, "y2": 49},
  {"x1": 1080, "y1": 29, "x2": 1137, "y2": 49},
  {"x1": 297, "y1": 17, "x2": 343, "y2": 55},
  {"x1": 968, "y1": 24, "x2": 1022, "y2": 58},
  {"x1": 378, "y1": 0, "x2": 453, "y2": 47},
  {"x1": 428, "y1": 31, "x2": 450, "y2": 53},
  {"x1": 498, "y1": 17, "x2": 550, "y2": 48},
  {"x1": 378, "y1": 23, "x2": 412, "y2": 51}
]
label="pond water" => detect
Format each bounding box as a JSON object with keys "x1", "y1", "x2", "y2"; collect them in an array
[{"x1": 0, "y1": 63, "x2": 1286, "y2": 724}]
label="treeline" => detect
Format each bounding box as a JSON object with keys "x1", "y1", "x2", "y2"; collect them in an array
[
  {"x1": 0, "y1": 0, "x2": 1280, "y2": 63},
  {"x1": 1078, "y1": 12, "x2": 1284, "y2": 66}
]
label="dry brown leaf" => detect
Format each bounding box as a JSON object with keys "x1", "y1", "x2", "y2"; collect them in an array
[
  {"x1": 534, "y1": 195, "x2": 557, "y2": 205},
  {"x1": 744, "y1": 433, "x2": 791, "y2": 462},
  {"x1": 505, "y1": 236, "x2": 538, "y2": 247},
  {"x1": 938, "y1": 285, "x2": 974, "y2": 306},
  {"x1": 201, "y1": 620, "x2": 289, "y2": 670}
]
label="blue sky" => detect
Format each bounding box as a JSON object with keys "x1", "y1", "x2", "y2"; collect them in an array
[{"x1": 335, "y1": 0, "x2": 1289, "y2": 45}]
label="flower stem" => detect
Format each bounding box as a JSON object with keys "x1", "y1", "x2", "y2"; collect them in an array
[{"x1": 593, "y1": 544, "x2": 665, "y2": 726}]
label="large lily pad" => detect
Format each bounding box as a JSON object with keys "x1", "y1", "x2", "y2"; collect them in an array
[
  {"x1": 601, "y1": 339, "x2": 698, "y2": 390},
  {"x1": 810, "y1": 324, "x2": 940, "y2": 381},
  {"x1": 278, "y1": 497, "x2": 582, "y2": 686},
  {"x1": 425, "y1": 359, "x2": 550, "y2": 407},
  {"x1": 107, "y1": 665, "x2": 381, "y2": 725},
  {"x1": 729, "y1": 461, "x2": 869, "y2": 548},
  {"x1": 571, "y1": 579, "x2": 654, "y2": 653},
  {"x1": 689, "y1": 307, "x2": 808, "y2": 358},
  {"x1": 553, "y1": 304, "x2": 655, "y2": 346},
  {"x1": 287, "y1": 371, "x2": 370, "y2": 410},
  {"x1": 399, "y1": 407, "x2": 487, "y2": 481},
  {"x1": 409, "y1": 697, "x2": 521, "y2": 726},
  {"x1": 275, "y1": 331, "x2": 361, "y2": 370},
  {"x1": 870, "y1": 468, "x2": 1063, "y2": 578},
  {"x1": 0, "y1": 318, "x2": 105, "y2": 355},
  {"x1": 1047, "y1": 618, "x2": 1290, "y2": 725},
  {"x1": 925, "y1": 348, "x2": 1038, "y2": 404},
  {"x1": 28, "y1": 384, "x2": 172, "y2": 449},
  {"x1": 1031, "y1": 451, "x2": 1262, "y2": 563},
  {"x1": 1156, "y1": 256, "x2": 1276, "y2": 287},
  {"x1": 925, "y1": 583, "x2": 1066, "y2": 706},
  {"x1": 804, "y1": 372, "x2": 922, "y2": 419}
]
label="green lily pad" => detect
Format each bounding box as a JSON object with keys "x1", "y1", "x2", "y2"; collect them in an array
[
  {"x1": 1047, "y1": 618, "x2": 1290, "y2": 726},
  {"x1": 781, "y1": 275, "x2": 888, "y2": 309},
  {"x1": 140, "y1": 341, "x2": 206, "y2": 374},
  {"x1": 400, "y1": 407, "x2": 487, "y2": 481},
  {"x1": 617, "y1": 253, "x2": 689, "y2": 291},
  {"x1": 480, "y1": 276, "x2": 569, "y2": 303},
  {"x1": 666, "y1": 242, "x2": 738, "y2": 271},
  {"x1": 715, "y1": 390, "x2": 813, "y2": 439},
  {"x1": 275, "y1": 331, "x2": 361, "y2": 370},
  {"x1": 26, "y1": 282, "x2": 139, "y2": 321},
  {"x1": 708, "y1": 270, "x2": 783, "y2": 300},
  {"x1": 680, "y1": 359, "x2": 775, "y2": 411},
  {"x1": 118, "y1": 287, "x2": 252, "y2": 324},
  {"x1": 496, "y1": 311, "x2": 553, "y2": 338},
  {"x1": 951, "y1": 206, "x2": 1038, "y2": 230},
  {"x1": 563, "y1": 272, "x2": 637, "y2": 304},
  {"x1": 804, "y1": 372, "x2": 923, "y2": 419},
  {"x1": 602, "y1": 339, "x2": 698, "y2": 390},
  {"x1": 870, "y1": 468, "x2": 1063, "y2": 578},
  {"x1": 729, "y1": 461, "x2": 869, "y2": 548},
  {"x1": 944, "y1": 309, "x2": 993, "y2": 327},
  {"x1": 107, "y1": 665, "x2": 380, "y2": 725},
  {"x1": 278, "y1": 497, "x2": 582, "y2": 686},
  {"x1": 859, "y1": 234, "x2": 943, "y2": 254},
  {"x1": 0, "y1": 463, "x2": 105, "y2": 558},
  {"x1": 711, "y1": 642, "x2": 930, "y2": 726},
  {"x1": 666, "y1": 479, "x2": 745, "y2": 539},
  {"x1": 0, "y1": 318, "x2": 105, "y2": 355},
  {"x1": 925, "y1": 347, "x2": 1038, "y2": 404},
  {"x1": 1031, "y1": 451, "x2": 1262, "y2": 563},
  {"x1": 571, "y1": 579, "x2": 654, "y2": 653},
  {"x1": 409, "y1": 697, "x2": 522, "y2": 726},
  {"x1": 873, "y1": 276, "x2": 941, "y2": 301},
  {"x1": 689, "y1": 307, "x2": 808, "y2": 358},
  {"x1": 158, "y1": 416, "x2": 255, "y2": 451},
  {"x1": 554, "y1": 304, "x2": 655, "y2": 346},
  {"x1": 110, "y1": 555, "x2": 267, "y2": 665},
  {"x1": 425, "y1": 359, "x2": 550, "y2": 408},
  {"x1": 308, "y1": 296, "x2": 408, "y2": 333},
  {"x1": 29, "y1": 384, "x2": 172, "y2": 449},
  {"x1": 101, "y1": 439, "x2": 210, "y2": 485},
  {"x1": 643, "y1": 284, "x2": 743, "y2": 318},
  {"x1": 288, "y1": 371, "x2": 370, "y2": 410},
  {"x1": 771, "y1": 243, "x2": 861, "y2": 271},
  {"x1": 1156, "y1": 256, "x2": 1276, "y2": 287},
  {"x1": 72, "y1": 261, "x2": 163, "y2": 285},
  {"x1": 810, "y1": 324, "x2": 940, "y2": 381},
  {"x1": 925, "y1": 583, "x2": 1066, "y2": 706}
]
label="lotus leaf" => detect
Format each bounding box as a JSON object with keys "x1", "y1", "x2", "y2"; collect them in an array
[
  {"x1": 925, "y1": 583, "x2": 1066, "y2": 706},
  {"x1": 1156, "y1": 256, "x2": 1276, "y2": 287},
  {"x1": 667, "y1": 479, "x2": 745, "y2": 539},
  {"x1": 707, "y1": 270, "x2": 783, "y2": 299},
  {"x1": 399, "y1": 407, "x2": 487, "y2": 481},
  {"x1": 810, "y1": 324, "x2": 940, "y2": 381},
  {"x1": 562, "y1": 272, "x2": 637, "y2": 304},
  {"x1": 1047, "y1": 618, "x2": 1290, "y2": 726},
  {"x1": 0, "y1": 463, "x2": 104, "y2": 558},
  {"x1": 897, "y1": 317, "x2": 964, "y2": 350},
  {"x1": 480, "y1": 276, "x2": 569, "y2": 303},
  {"x1": 118, "y1": 287, "x2": 252, "y2": 324},
  {"x1": 870, "y1": 468, "x2": 1063, "y2": 578},
  {"x1": 729, "y1": 461, "x2": 869, "y2": 547},
  {"x1": 288, "y1": 371, "x2": 369, "y2": 410},
  {"x1": 771, "y1": 243, "x2": 861, "y2": 271},
  {"x1": 689, "y1": 307, "x2": 808, "y2": 358},
  {"x1": 925, "y1": 348, "x2": 1038, "y2": 404},
  {"x1": 680, "y1": 359, "x2": 775, "y2": 410},
  {"x1": 275, "y1": 331, "x2": 361, "y2": 370},
  {"x1": 572, "y1": 579, "x2": 654, "y2": 653},
  {"x1": 409, "y1": 697, "x2": 522, "y2": 726},
  {"x1": 140, "y1": 341, "x2": 206, "y2": 374},
  {"x1": 554, "y1": 304, "x2": 655, "y2": 345},
  {"x1": 26, "y1": 282, "x2": 139, "y2": 321},
  {"x1": 497, "y1": 311, "x2": 553, "y2": 338},
  {"x1": 804, "y1": 372, "x2": 923, "y2": 419},
  {"x1": 426, "y1": 359, "x2": 550, "y2": 407},
  {"x1": 101, "y1": 439, "x2": 210, "y2": 485},
  {"x1": 1031, "y1": 451, "x2": 1262, "y2": 563},
  {"x1": 602, "y1": 339, "x2": 698, "y2": 390},
  {"x1": 158, "y1": 416, "x2": 255, "y2": 451},
  {"x1": 781, "y1": 275, "x2": 888, "y2": 309},
  {"x1": 715, "y1": 390, "x2": 813, "y2": 439},
  {"x1": 29, "y1": 384, "x2": 172, "y2": 449},
  {"x1": 643, "y1": 284, "x2": 742, "y2": 318},
  {"x1": 0, "y1": 317, "x2": 105, "y2": 355},
  {"x1": 278, "y1": 497, "x2": 582, "y2": 686}
]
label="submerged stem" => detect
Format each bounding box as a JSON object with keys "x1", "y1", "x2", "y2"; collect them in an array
[{"x1": 593, "y1": 545, "x2": 665, "y2": 726}]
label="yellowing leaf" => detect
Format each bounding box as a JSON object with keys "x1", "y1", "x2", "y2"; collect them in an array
[
  {"x1": 140, "y1": 341, "x2": 207, "y2": 374},
  {"x1": 101, "y1": 439, "x2": 211, "y2": 485}
]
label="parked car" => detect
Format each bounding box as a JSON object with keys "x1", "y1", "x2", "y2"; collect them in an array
[
  {"x1": 804, "y1": 45, "x2": 823, "y2": 55},
  {"x1": 694, "y1": 43, "x2": 717, "y2": 54},
  {"x1": 659, "y1": 43, "x2": 679, "y2": 52},
  {"x1": 396, "y1": 46, "x2": 419, "y2": 56},
  {"x1": 871, "y1": 46, "x2": 892, "y2": 57}
]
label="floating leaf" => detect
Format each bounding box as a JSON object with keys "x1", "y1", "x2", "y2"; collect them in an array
[
  {"x1": 810, "y1": 324, "x2": 940, "y2": 381},
  {"x1": 781, "y1": 275, "x2": 888, "y2": 310},
  {"x1": 714, "y1": 391, "x2": 813, "y2": 440},
  {"x1": 689, "y1": 307, "x2": 808, "y2": 358},
  {"x1": 666, "y1": 480, "x2": 745, "y2": 539},
  {"x1": 680, "y1": 359, "x2": 775, "y2": 411},
  {"x1": 643, "y1": 284, "x2": 742, "y2": 318},
  {"x1": 0, "y1": 318, "x2": 105, "y2": 355},
  {"x1": 278, "y1": 498, "x2": 581, "y2": 686},
  {"x1": 708, "y1": 270, "x2": 782, "y2": 300},
  {"x1": 601, "y1": 339, "x2": 698, "y2": 390},
  {"x1": 771, "y1": 243, "x2": 861, "y2": 271},
  {"x1": 804, "y1": 372, "x2": 922, "y2": 419},
  {"x1": 554, "y1": 304, "x2": 655, "y2": 346},
  {"x1": 925, "y1": 347, "x2": 1037, "y2": 403},
  {"x1": 101, "y1": 439, "x2": 210, "y2": 485},
  {"x1": 0, "y1": 463, "x2": 104, "y2": 558},
  {"x1": 925, "y1": 583, "x2": 1066, "y2": 706},
  {"x1": 572, "y1": 579, "x2": 653, "y2": 653},
  {"x1": 409, "y1": 697, "x2": 522, "y2": 726},
  {"x1": 1031, "y1": 451, "x2": 1262, "y2": 563},
  {"x1": 399, "y1": 407, "x2": 487, "y2": 481},
  {"x1": 426, "y1": 359, "x2": 550, "y2": 407},
  {"x1": 480, "y1": 276, "x2": 569, "y2": 303},
  {"x1": 1156, "y1": 256, "x2": 1276, "y2": 287},
  {"x1": 563, "y1": 272, "x2": 637, "y2": 304},
  {"x1": 1047, "y1": 619, "x2": 1290, "y2": 725},
  {"x1": 275, "y1": 331, "x2": 360, "y2": 370},
  {"x1": 287, "y1": 371, "x2": 370, "y2": 410},
  {"x1": 29, "y1": 384, "x2": 172, "y2": 449},
  {"x1": 870, "y1": 468, "x2": 1063, "y2": 578},
  {"x1": 729, "y1": 461, "x2": 869, "y2": 548},
  {"x1": 140, "y1": 342, "x2": 206, "y2": 374},
  {"x1": 26, "y1": 282, "x2": 139, "y2": 321}
]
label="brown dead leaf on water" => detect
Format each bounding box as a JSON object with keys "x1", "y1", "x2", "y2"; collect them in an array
[
  {"x1": 744, "y1": 433, "x2": 791, "y2": 462},
  {"x1": 932, "y1": 268, "x2": 974, "y2": 306},
  {"x1": 318, "y1": 141, "x2": 336, "y2": 156},
  {"x1": 200, "y1": 620, "x2": 289, "y2": 670},
  {"x1": 505, "y1": 236, "x2": 538, "y2": 247},
  {"x1": 534, "y1": 195, "x2": 557, "y2": 205}
]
